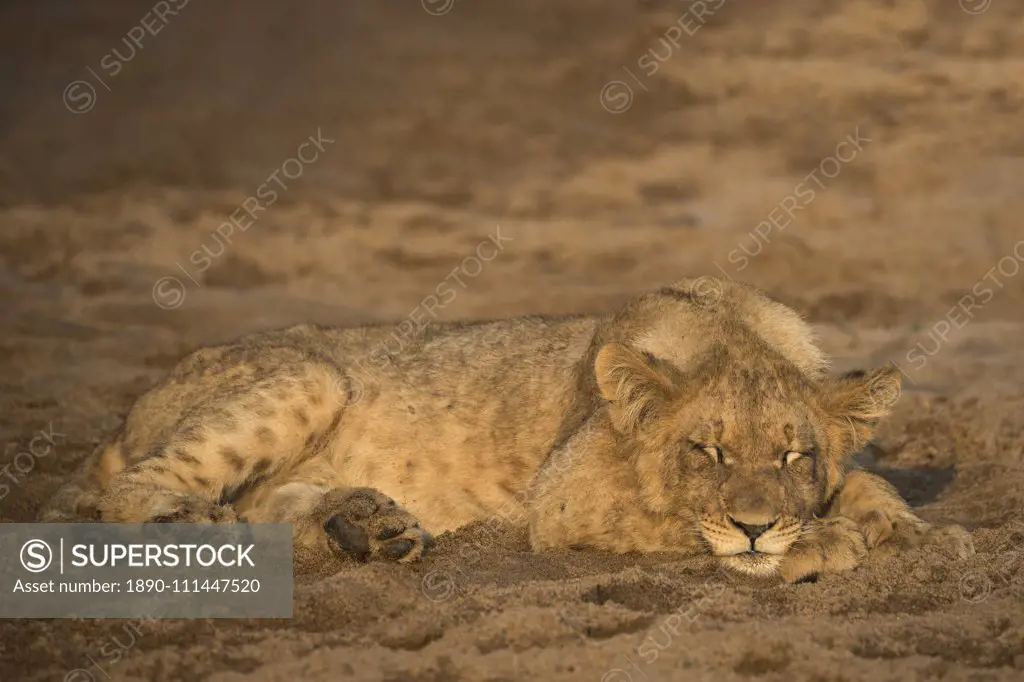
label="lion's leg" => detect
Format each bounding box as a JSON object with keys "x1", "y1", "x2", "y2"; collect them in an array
[
  {"x1": 829, "y1": 468, "x2": 974, "y2": 558},
  {"x1": 39, "y1": 438, "x2": 128, "y2": 522},
  {"x1": 779, "y1": 469, "x2": 975, "y2": 583},
  {"x1": 243, "y1": 482, "x2": 434, "y2": 569},
  {"x1": 39, "y1": 480, "x2": 102, "y2": 522},
  {"x1": 96, "y1": 363, "x2": 346, "y2": 524}
]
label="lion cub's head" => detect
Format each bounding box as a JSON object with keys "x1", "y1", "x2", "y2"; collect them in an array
[{"x1": 591, "y1": 280, "x2": 901, "y2": 577}]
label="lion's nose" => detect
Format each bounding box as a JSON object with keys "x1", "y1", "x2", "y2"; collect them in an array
[{"x1": 728, "y1": 517, "x2": 777, "y2": 540}]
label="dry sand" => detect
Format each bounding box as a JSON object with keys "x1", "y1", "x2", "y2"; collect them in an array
[{"x1": 2, "y1": 1, "x2": 1024, "y2": 680}]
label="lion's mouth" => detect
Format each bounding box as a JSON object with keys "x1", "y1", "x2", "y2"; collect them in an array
[
  {"x1": 719, "y1": 550, "x2": 784, "y2": 576},
  {"x1": 722, "y1": 549, "x2": 780, "y2": 558}
]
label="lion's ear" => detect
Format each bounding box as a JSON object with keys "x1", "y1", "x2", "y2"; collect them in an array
[
  {"x1": 822, "y1": 363, "x2": 902, "y2": 450},
  {"x1": 594, "y1": 343, "x2": 675, "y2": 433}
]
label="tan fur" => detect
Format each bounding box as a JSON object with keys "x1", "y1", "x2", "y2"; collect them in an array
[{"x1": 41, "y1": 277, "x2": 973, "y2": 581}]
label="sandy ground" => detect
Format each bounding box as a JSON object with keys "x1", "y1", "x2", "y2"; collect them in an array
[{"x1": 2, "y1": 0, "x2": 1024, "y2": 679}]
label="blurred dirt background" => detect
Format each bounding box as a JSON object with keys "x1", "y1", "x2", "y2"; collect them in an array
[{"x1": 2, "y1": 0, "x2": 1024, "y2": 680}]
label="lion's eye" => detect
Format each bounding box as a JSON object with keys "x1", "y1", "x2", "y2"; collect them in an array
[
  {"x1": 783, "y1": 450, "x2": 809, "y2": 466},
  {"x1": 702, "y1": 444, "x2": 724, "y2": 465}
]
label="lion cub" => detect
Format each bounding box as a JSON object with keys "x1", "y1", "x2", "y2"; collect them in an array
[{"x1": 42, "y1": 277, "x2": 972, "y2": 582}]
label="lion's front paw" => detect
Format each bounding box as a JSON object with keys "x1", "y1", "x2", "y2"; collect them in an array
[
  {"x1": 898, "y1": 520, "x2": 975, "y2": 560},
  {"x1": 779, "y1": 517, "x2": 868, "y2": 584},
  {"x1": 319, "y1": 488, "x2": 434, "y2": 563},
  {"x1": 857, "y1": 509, "x2": 975, "y2": 560}
]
